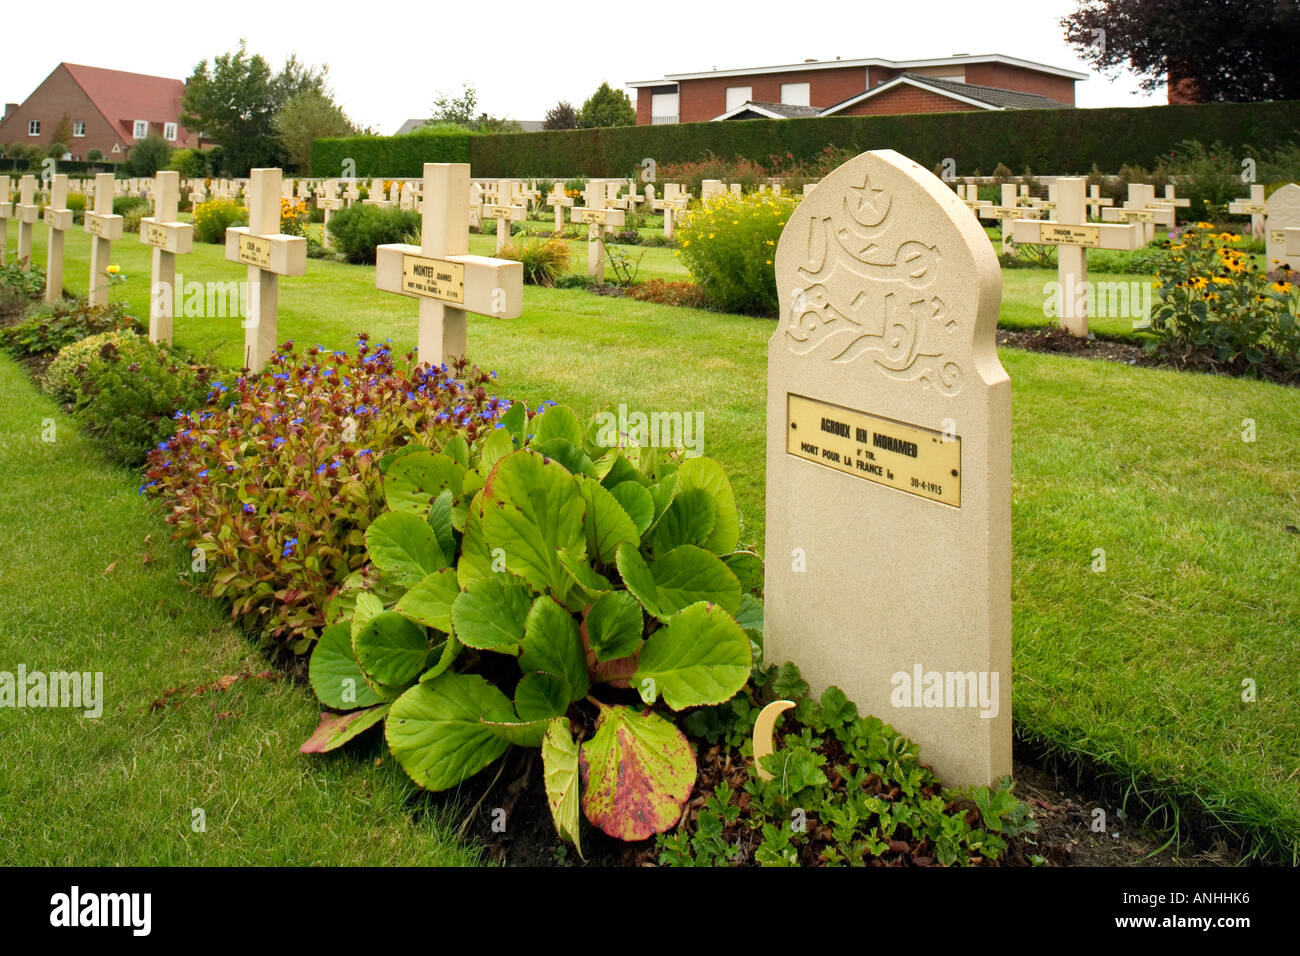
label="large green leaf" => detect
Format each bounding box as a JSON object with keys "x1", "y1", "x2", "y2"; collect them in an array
[
  {"x1": 579, "y1": 705, "x2": 695, "y2": 841},
  {"x1": 351, "y1": 591, "x2": 384, "y2": 645},
  {"x1": 365, "y1": 511, "x2": 447, "y2": 587},
  {"x1": 497, "y1": 401, "x2": 527, "y2": 444},
  {"x1": 299, "y1": 704, "x2": 389, "y2": 754},
  {"x1": 444, "y1": 434, "x2": 471, "y2": 468},
  {"x1": 481, "y1": 714, "x2": 550, "y2": 747},
  {"x1": 394, "y1": 567, "x2": 460, "y2": 633},
  {"x1": 515, "y1": 671, "x2": 571, "y2": 721},
  {"x1": 353, "y1": 610, "x2": 429, "y2": 689},
  {"x1": 650, "y1": 487, "x2": 717, "y2": 554},
  {"x1": 386, "y1": 672, "x2": 514, "y2": 791},
  {"x1": 616, "y1": 543, "x2": 741, "y2": 622},
  {"x1": 531, "y1": 404, "x2": 584, "y2": 446},
  {"x1": 535, "y1": 438, "x2": 597, "y2": 478},
  {"x1": 419, "y1": 631, "x2": 460, "y2": 683},
  {"x1": 427, "y1": 488, "x2": 456, "y2": 562},
  {"x1": 456, "y1": 490, "x2": 494, "y2": 589},
  {"x1": 481, "y1": 451, "x2": 586, "y2": 598},
  {"x1": 632, "y1": 602, "x2": 751, "y2": 710},
  {"x1": 735, "y1": 593, "x2": 764, "y2": 634},
  {"x1": 384, "y1": 451, "x2": 466, "y2": 517},
  {"x1": 597, "y1": 450, "x2": 645, "y2": 489},
  {"x1": 477, "y1": 427, "x2": 516, "y2": 477},
  {"x1": 451, "y1": 575, "x2": 533, "y2": 656},
  {"x1": 675, "y1": 457, "x2": 739, "y2": 554},
  {"x1": 519, "y1": 596, "x2": 590, "y2": 702},
  {"x1": 578, "y1": 476, "x2": 640, "y2": 565},
  {"x1": 542, "y1": 718, "x2": 583, "y2": 857},
  {"x1": 559, "y1": 549, "x2": 614, "y2": 601},
  {"x1": 584, "y1": 591, "x2": 644, "y2": 663},
  {"x1": 309, "y1": 621, "x2": 381, "y2": 710},
  {"x1": 722, "y1": 551, "x2": 764, "y2": 591},
  {"x1": 610, "y1": 481, "x2": 654, "y2": 535}
]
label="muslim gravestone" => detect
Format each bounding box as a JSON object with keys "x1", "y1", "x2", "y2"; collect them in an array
[{"x1": 766, "y1": 148, "x2": 1012, "y2": 787}]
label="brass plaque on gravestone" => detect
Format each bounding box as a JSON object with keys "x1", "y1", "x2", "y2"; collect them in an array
[
  {"x1": 1040, "y1": 224, "x2": 1100, "y2": 247},
  {"x1": 142, "y1": 221, "x2": 169, "y2": 248},
  {"x1": 574, "y1": 208, "x2": 607, "y2": 224},
  {"x1": 1270, "y1": 230, "x2": 1287, "y2": 244},
  {"x1": 1238, "y1": 203, "x2": 1266, "y2": 215},
  {"x1": 1112, "y1": 209, "x2": 1155, "y2": 223},
  {"x1": 400, "y1": 254, "x2": 466, "y2": 304},
  {"x1": 86, "y1": 215, "x2": 104, "y2": 237},
  {"x1": 237, "y1": 233, "x2": 272, "y2": 268},
  {"x1": 785, "y1": 393, "x2": 961, "y2": 507}
]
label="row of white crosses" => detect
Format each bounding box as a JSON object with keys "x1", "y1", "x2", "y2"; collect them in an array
[
  {"x1": 570, "y1": 181, "x2": 625, "y2": 281},
  {"x1": 1229, "y1": 185, "x2": 1266, "y2": 238}
]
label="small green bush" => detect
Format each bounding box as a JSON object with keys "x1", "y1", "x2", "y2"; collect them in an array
[
  {"x1": 1, "y1": 299, "x2": 141, "y2": 358},
  {"x1": 0, "y1": 262, "x2": 47, "y2": 319},
  {"x1": 675, "y1": 191, "x2": 796, "y2": 316},
  {"x1": 113, "y1": 195, "x2": 149, "y2": 217},
  {"x1": 326, "y1": 204, "x2": 422, "y2": 264},
  {"x1": 554, "y1": 273, "x2": 595, "y2": 290},
  {"x1": 65, "y1": 193, "x2": 86, "y2": 224},
  {"x1": 192, "y1": 199, "x2": 247, "y2": 244},
  {"x1": 122, "y1": 205, "x2": 147, "y2": 233},
  {"x1": 42, "y1": 329, "x2": 140, "y2": 403},
  {"x1": 500, "y1": 236, "x2": 571, "y2": 286},
  {"x1": 62, "y1": 332, "x2": 215, "y2": 466}
]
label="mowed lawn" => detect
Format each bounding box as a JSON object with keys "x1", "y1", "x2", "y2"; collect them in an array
[
  {"x1": 0, "y1": 355, "x2": 481, "y2": 866},
  {"x1": 6, "y1": 224, "x2": 1300, "y2": 861}
]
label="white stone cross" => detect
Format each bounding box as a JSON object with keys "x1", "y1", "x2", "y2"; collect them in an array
[
  {"x1": 344, "y1": 179, "x2": 360, "y2": 206},
  {"x1": 14, "y1": 175, "x2": 38, "y2": 265},
  {"x1": 1228, "y1": 185, "x2": 1266, "y2": 239},
  {"x1": 375, "y1": 163, "x2": 523, "y2": 366},
  {"x1": 0, "y1": 177, "x2": 12, "y2": 267},
  {"x1": 1102, "y1": 184, "x2": 1164, "y2": 242},
  {"x1": 189, "y1": 178, "x2": 208, "y2": 208},
  {"x1": 1085, "y1": 184, "x2": 1113, "y2": 220},
  {"x1": 224, "y1": 168, "x2": 307, "y2": 372},
  {"x1": 570, "y1": 181, "x2": 625, "y2": 280},
  {"x1": 977, "y1": 183, "x2": 1043, "y2": 254},
  {"x1": 1012, "y1": 176, "x2": 1144, "y2": 338},
  {"x1": 482, "y1": 196, "x2": 526, "y2": 253},
  {"x1": 140, "y1": 170, "x2": 194, "y2": 345},
  {"x1": 43, "y1": 174, "x2": 74, "y2": 303},
  {"x1": 545, "y1": 183, "x2": 573, "y2": 233},
  {"x1": 316, "y1": 179, "x2": 343, "y2": 250},
  {"x1": 84, "y1": 173, "x2": 124, "y2": 307},
  {"x1": 958, "y1": 183, "x2": 988, "y2": 214},
  {"x1": 364, "y1": 179, "x2": 393, "y2": 208},
  {"x1": 652, "y1": 192, "x2": 688, "y2": 238}
]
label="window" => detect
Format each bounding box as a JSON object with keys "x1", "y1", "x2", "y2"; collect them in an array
[
  {"x1": 164, "y1": 122, "x2": 177, "y2": 141},
  {"x1": 28, "y1": 120, "x2": 39, "y2": 136},
  {"x1": 725, "y1": 86, "x2": 752, "y2": 112},
  {"x1": 73, "y1": 121, "x2": 86, "y2": 137},
  {"x1": 133, "y1": 120, "x2": 148, "y2": 139},
  {"x1": 780, "y1": 82, "x2": 811, "y2": 106},
  {"x1": 650, "y1": 91, "x2": 679, "y2": 124}
]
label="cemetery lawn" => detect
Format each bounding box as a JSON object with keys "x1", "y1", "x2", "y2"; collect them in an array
[
  {"x1": 11, "y1": 227, "x2": 1300, "y2": 862},
  {"x1": 0, "y1": 355, "x2": 482, "y2": 866}
]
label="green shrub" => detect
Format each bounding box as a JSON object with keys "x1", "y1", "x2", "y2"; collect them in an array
[
  {"x1": 1, "y1": 299, "x2": 141, "y2": 358},
  {"x1": 65, "y1": 193, "x2": 86, "y2": 224},
  {"x1": 122, "y1": 205, "x2": 148, "y2": 233},
  {"x1": 167, "y1": 147, "x2": 205, "y2": 178},
  {"x1": 675, "y1": 191, "x2": 795, "y2": 315},
  {"x1": 554, "y1": 273, "x2": 595, "y2": 290},
  {"x1": 0, "y1": 261, "x2": 47, "y2": 318},
  {"x1": 310, "y1": 129, "x2": 472, "y2": 177},
  {"x1": 326, "y1": 204, "x2": 422, "y2": 264},
  {"x1": 500, "y1": 236, "x2": 571, "y2": 286},
  {"x1": 62, "y1": 332, "x2": 214, "y2": 466},
  {"x1": 191, "y1": 198, "x2": 247, "y2": 244},
  {"x1": 1146, "y1": 225, "x2": 1300, "y2": 382},
  {"x1": 42, "y1": 329, "x2": 140, "y2": 403},
  {"x1": 113, "y1": 195, "x2": 149, "y2": 217},
  {"x1": 143, "y1": 338, "x2": 499, "y2": 647},
  {"x1": 301, "y1": 401, "x2": 763, "y2": 851},
  {"x1": 657, "y1": 667, "x2": 1039, "y2": 867}
]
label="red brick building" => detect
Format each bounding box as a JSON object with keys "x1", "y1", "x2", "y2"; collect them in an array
[
  {"x1": 0, "y1": 62, "x2": 200, "y2": 161},
  {"x1": 628, "y1": 55, "x2": 1085, "y2": 124}
]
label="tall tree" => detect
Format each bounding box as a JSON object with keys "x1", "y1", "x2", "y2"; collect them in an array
[
  {"x1": 577, "y1": 82, "x2": 636, "y2": 128},
  {"x1": 1061, "y1": 0, "x2": 1300, "y2": 101},
  {"x1": 181, "y1": 41, "x2": 337, "y2": 174},
  {"x1": 274, "y1": 89, "x2": 357, "y2": 173},
  {"x1": 431, "y1": 84, "x2": 478, "y2": 125},
  {"x1": 543, "y1": 101, "x2": 578, "y2": 130}
]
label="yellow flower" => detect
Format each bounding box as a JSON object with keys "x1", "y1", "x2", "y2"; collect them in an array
[
  {"x1": 1211, "y1": 276, "x2": 1232, "y2": 285},
  {"x1": 1189, "y1": 276, "x2": 1209, "y2": 290},
  {"x1": 106, "y1": 264, "x2": 120, "y2": 274},
  {"x1": 1196, "y1": 221, "x2": 1214, "y2": 229},
  {"x1": 682, "y1": 239, "x2": 690, "y2": 247},
  {"x1": 1272, "y1": 281, "x2": 1293, "y2": 293}
]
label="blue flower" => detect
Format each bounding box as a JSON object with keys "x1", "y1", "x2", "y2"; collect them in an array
[
  {"x1": 198, "y1": 469, "x2": 208, "y2": 478},
  {"x1": 315, "y1": 463, "x2": 327, "y2": 474},
  {"x1": 322, "y1": 368, "x2": 334, "y2": 376},
  {"x1": 157, "y1": 439, "x2": 170, "y2": 450},
  {"x1": 291, "y1": 418, "x2": 304, "y2": 425},
  {"x1": 357, "y1": 448, "x2": 372, "y2": 457},
  {"x1": 243, "y1": 503, "x2": 254, "y2": 514},
  {"x1": 282, "y1": 537, "x2": 297, "y2": 557},
  {"x1": 273, "y1": 437, "x2": 286, "y2": 447},
  {"x1": 436, "y1": 412, "x2": 448, "y2": 422}
]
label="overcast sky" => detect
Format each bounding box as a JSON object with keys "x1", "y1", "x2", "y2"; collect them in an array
[{"x1": 4, "y1": 0, "x2": 1163, "y2": 134}]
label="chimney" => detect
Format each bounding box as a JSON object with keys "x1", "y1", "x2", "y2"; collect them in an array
[
  {"x1": 804, "y1": 58, "x2": 817, "y2": 63},
  {"x1": 3, "y1": 103, "x2": 17, "y2": 121}
]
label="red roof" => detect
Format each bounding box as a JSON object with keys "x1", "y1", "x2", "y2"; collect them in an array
[{"x1": 60, "y1": 62, "x2": 191, "y2": 145}]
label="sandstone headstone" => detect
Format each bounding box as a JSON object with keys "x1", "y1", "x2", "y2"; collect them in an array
[
  {"x1": 84, "y1": 173, "x2": 123, "y2": 307},
  {"x1": 1265, "y1": 183, "x2": 1300, "y2": 267},
  {"x1": 766, "y1": 148, "x2": 1011, "y2": 787},
  {"x1": 140, "y1": 170, "x2": 194, "y2": 345}
]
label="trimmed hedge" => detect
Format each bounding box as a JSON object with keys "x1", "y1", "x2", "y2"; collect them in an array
[
  {"x1": 310, "y1": 129, "x2": 472, "y2": 177},
  {"x1": 467, "y1": 100, "x2": 1300, "y2": 177}
]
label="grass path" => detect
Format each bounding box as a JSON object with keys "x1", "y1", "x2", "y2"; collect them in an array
[{"x1": 0, "y1": 354, "x2": 480, "y2": 865}]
